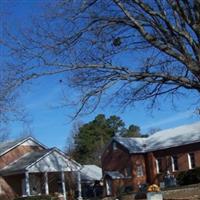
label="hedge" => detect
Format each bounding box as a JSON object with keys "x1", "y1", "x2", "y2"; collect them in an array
[{"x1": 176, "y1": 167, "x2": 200, "y2": 185}]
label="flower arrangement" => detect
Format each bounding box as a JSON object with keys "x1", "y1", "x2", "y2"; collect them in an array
[{"x1": 147, "y1": 184, "x2": 160, "y2": 192}]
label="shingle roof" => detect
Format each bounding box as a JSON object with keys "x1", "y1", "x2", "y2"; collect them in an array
[
  {"x1": 113, "y1": 121, "x2": 200, "y2": 153},
  {"x1": 147, "y1": 122, "x2": 200, "y2": 151},
  {"x1": 0, "y1": 137, "x2": 46, "y2": 157},
  {"x1": 113, "y1": 137, "x2": 146, "y2": 153},
  {"x1": 81, "y1": 165, "x2": 102, "y2": 181},
  {"x1": 0, "y1": 149, "x2": 51, "y2": 175},
  {"x1": 0, "y1": 139, "x2": 24, "y2": 156}
]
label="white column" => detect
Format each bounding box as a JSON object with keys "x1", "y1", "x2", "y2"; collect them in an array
[
  {"x1": 77, "y1": 171, "x2": 82, "y2": 200},
  {"x1": 25, "y1": 171, "x2": 30, "y2": 196},
  {"x1": 61, "y1": 171, "x2": 67, "y2": 200},
  {"x1": 44, "y1": 172, "x2": 49, "y2": 195}
]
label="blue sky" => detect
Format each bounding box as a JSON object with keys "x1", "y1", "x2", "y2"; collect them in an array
[{"x1": 1, "y1": 0, "x2": 199, "y2": 150}]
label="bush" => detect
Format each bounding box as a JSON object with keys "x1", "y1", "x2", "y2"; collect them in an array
[
  {"x1": 177, "y1": 167, "x2": 200, "y2": 185},
  {"x1": 124, "y1": 185, "x2": 133, "y2": 194},
  {"x1": 14, "y1": 195, "x2": 59, "y2": 200},
  {"x1": 116, "y1": 186, "x2": 125, "y2": 200}
]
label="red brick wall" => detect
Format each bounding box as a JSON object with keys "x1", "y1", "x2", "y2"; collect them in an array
[
  {"x1": 102, "y1": 142, "x2": 146, "y2": 193},
  {"x1": 0, "y1": 145, "x2": 44, "y2": 169},
  {"x1": 4, "y1": 174, "x2": 24, "y2": 197},
  {"x1": 102, "y1": 141, "x2": 200, "y2": 195},
  {"x1": 130, "y1": 154, "x2": 147, "y2": 190},
  {"x1": 149, "y1": 142, "x2": 200, "y2": 184},
  {"x1": 145, "y1": 152, "x2": 157, "y2": 184},
  {"x1": 102, "y1": 142, "x2": 131, "y2": 173},
  {"x1": 0, "y1": 175, "x2": 21, "y2": 200}
]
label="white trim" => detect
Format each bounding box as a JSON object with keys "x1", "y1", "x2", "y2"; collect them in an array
[
  {"x1": 77, "y1": 171, "x2": 83, "y2": 200},
  {"x1": 156, "y1": 159, "x2": 160, "y2": 174},
  {"x1": 171, "y1": 156, "x2": 175, "y2": 172},
  {"x1": 188, "y1": 153, "x2": 195, "y2": 169},
  {"x1": 136, "y1": 165, "x2": 144, "y2": 177},
  {"x1": 106, "y1": 179, "x2": 112, "y2": 196},
  {"x1": 26, "y1": 149, "x2": 54, "y2": 170},
  {"x1": 171, "y1": 156, "x2": 178, "y2": 172},
  {"x1": 53, "y1": 147, "x2": 81, "y2": 168},
  {"x1": 188, "y1": 153, "x2": 192, "y2": 169},
  {"x1": 25, "y1": 171, "x2": 30, "y2": 196},
  {"x1": 61, "y1": 171, "x2": 67, "y2": 200},
  {"x1": 26, "y1": 148, "x2": 80, "y2": 171},
  {"x1": 44, "y1": 172, "x2": 49, "y2": 195}
]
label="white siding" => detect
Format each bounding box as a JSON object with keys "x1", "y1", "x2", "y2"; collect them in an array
[{"x1": 27, "y1": 151, "x2": 78, "y2": 172}]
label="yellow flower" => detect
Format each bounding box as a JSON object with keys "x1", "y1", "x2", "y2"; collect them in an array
[{"x1": 147, "y1": 184, "x2": 160, "y2": 192}]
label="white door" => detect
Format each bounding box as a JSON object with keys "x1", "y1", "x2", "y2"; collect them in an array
[{"x1": 106, "y1": 179, "x2": 112, "y2": 196}]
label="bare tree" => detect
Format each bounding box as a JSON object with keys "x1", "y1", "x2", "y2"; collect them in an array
[
  {"x1": 65, "y1": 120, "x2": 83, "y2": 158},
  {"x1": 148, "y1": 127, "x2": 162, "y2": 135},
  {"x1": 0, "y1": 66, "x2": 31, "y2": 139},
  {"x1": 1, "y1": 0, "x2": 200, "y2": 116},
  {"x1": 0, "y1": 68, "x2": 25, "y2": 121},
  {"x1": 0, "y1": 6, "x2": 29, "y2": 129},
  {"x1": 0, "y1": 127, "x2": 10, "y2": 142}
]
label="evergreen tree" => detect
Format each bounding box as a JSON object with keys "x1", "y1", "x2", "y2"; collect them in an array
[
  {"x1": 69, "y1": 114, "x2": 141, "y2": 165},
  {"x1": 122, "y1": 125, "x2": 141, "y2": 138}
]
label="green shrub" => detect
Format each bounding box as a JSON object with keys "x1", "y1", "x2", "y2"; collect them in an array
[
  {"x1": 177, "y1": 167, "x2": 200, "y2": 185},
  {"x1": 14, "y1": 195, "x2": 59, "y2": 200},
  {"x1": 116, "y1": 186, "x2": 125, "y2": 200}
]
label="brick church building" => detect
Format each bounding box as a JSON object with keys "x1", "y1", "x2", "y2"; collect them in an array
[{"x1": 101, "y1": 121, "x2": 200, "y2": 196}]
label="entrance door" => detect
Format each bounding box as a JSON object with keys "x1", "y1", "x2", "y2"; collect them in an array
[
  {"x1": 106, "y1": 179, "x2": 112, "y2": 196},
  {"x1": 30, "y1": 174, "x2": 42, "y2": 195}
]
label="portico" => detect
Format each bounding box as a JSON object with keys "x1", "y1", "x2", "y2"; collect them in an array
[{"x1": 1, "y1": 148, "x2": 83, "y2": 200}]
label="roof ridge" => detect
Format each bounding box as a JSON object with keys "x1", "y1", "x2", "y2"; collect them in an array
[
  {"x1": 147, "y1": 121, "x2": 200, "y2": 137},
  {"x1": 113, "y1": 121, "x2": 200, "y2": 153}
]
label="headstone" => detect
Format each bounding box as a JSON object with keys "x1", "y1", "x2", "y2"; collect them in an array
[
  {"x1": 164, "y1": 173, "x2": 177, "y2": 187},
  {"x1": 147, "y1": 192, "x2": 163, "y2": 200},
  {"x1": 160, "y1": 182, "x2": 165, "y2": 189}
]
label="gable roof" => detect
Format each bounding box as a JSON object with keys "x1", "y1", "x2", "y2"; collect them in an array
[
  {"x1": 0, "y1": 148, "x2": 80, "y2": 175},
  {"x1": 0, "y1": 149, "x2": 51, "y2": 175},
  {"x1": 147, "y1": 121, "x2": 200, "y2": 151},
  {"x1": 81, "y1": 165, "x2": 102, "y2": 181},
  {"x1": 0, "y1": 137, "x2": 47, "y2": 157},
  {"x1": 113, "y1": 137, "x2": 146, "y2": 153},
  {"x1": 113, "y1": 121, "x2": 200, "y2": 153}
]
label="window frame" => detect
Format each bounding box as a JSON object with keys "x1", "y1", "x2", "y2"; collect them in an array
[
  {"x1": 188, "y1": 152, "x2": 195, "y2": 169},
  {"x1": 112, "y1": 142, "x2": 117, "y2": 150},
  {"x1": 124, "y1": 166, "x2": 132, "y2": 177},
  {"x1": 136, "y1": 165, "x2": 144, "y2": 177},
  {"x1": 156, "y1": 158, "x2": 162, "y2": 174},
  {"x1": 171, "y1": 155, "x2": 179, "y2": 172}
]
